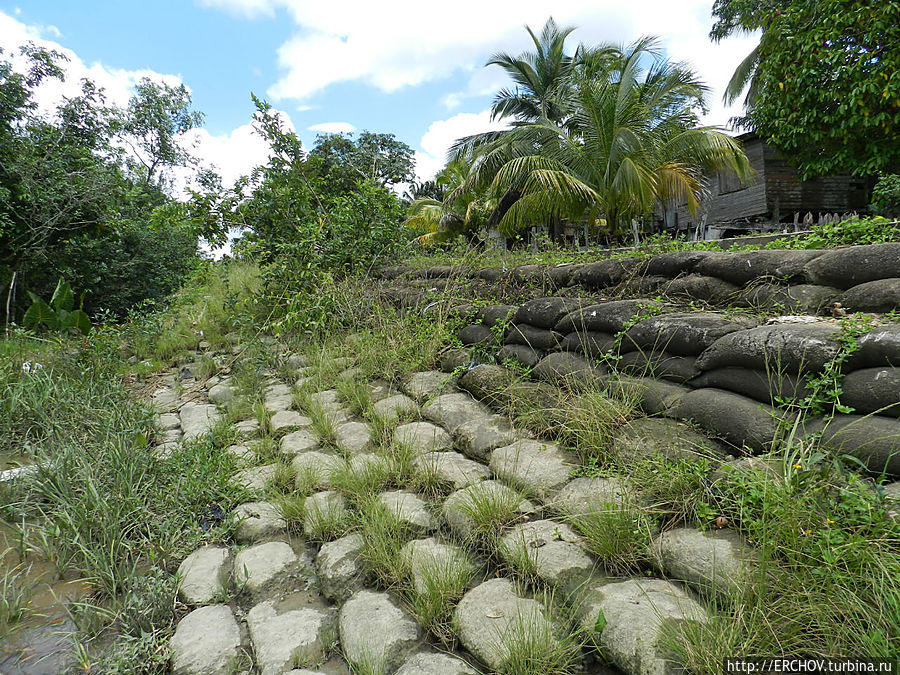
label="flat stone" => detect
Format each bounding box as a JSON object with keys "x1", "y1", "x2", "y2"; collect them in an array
[
  {"x1": 400, "y1": 538, "x2": 474, "y2": 595},
  {"x1": 303, "y1": 491, "x2": 349, "y2": 539},
  {"x1": 234, "y1": 418, "x2": 260, "y2": 439},
  {"x1": 394, "y1": 422, "x2": 453, "y2": 455},
  {"x1": 180, "y1": 402, "x2": 222, "y2": 441},
  {"x1": 339, "y1": 591, "x2": 422, "y2": 673},
  {"x1": 368, "y1": 380, "x2": 393, "y2": 401},
  {"x1": 281, "y1": 429, "x2": 320, "y2": 455},
  {"x1": 379, "y1": 490, "x2": 435, "y2": 533},
  {"x1": 265, "y1": 383, "x2": 294, "y2": 413},
  {"x1": 270, "y1": 409, "x2": 312, "y2": 434},
  {"x1": 414, "y1": 452, "x2": 490, "y2": 490},
  {"x1": 442, "y1": 481, "x2": 535, "y2": 540},
  {"x1": 152, "y1": 387, "x2": 180, "y2": 413},
  {"x1": 455, "y1": 415, "x2": 518, "y2": 461},
  {"x1": 159, "y1": 427, "x2": 183, "y2": 444},
  {"x1": 335, "y1": 421, "x2": 372, "y2": 454},
  {"x1": 338, "y1": 367, "x2": 364, "y2": 382},
  {"x1": 500, "y1": 520, "x2": 594, "y2": 593},
  {"x1": 579, "y1": 578, "x2": 707, "y2": 675},
  {"x1": 170, "y1": 605, "x2": 241, "y2": 675},
  {"x1": 316, "y1": 534, "x2": 367, "y2": 602},
  {"x1": 549, "y1": 477, "x2": 630, "y2": 517},
  {"x1": 226, "y1": 443, "x2": 256, "y2": 466},
  {"x1": 490, "y1": 439, "x2": 577, "y2": 500},
  {"x1": 454, "y1": 578, "x2": 559, "y2": 672},
  {"x1": 402, "y1": 371, "x2": 458, "y2": 403},
  {"x1": 373, "y1": 393, "x2": 420, "y2": 422},
  {"x1": 207, "y1": 382, "x2": 235, "y2": 405},
  {"x1": 233, "y1": 541, "x2": 298, "y2": 595},
  {"x1": 422, "y1": 393, "x2": 492, "y2": 434},
  {"x1": 310, "y1": 389, "x2": 343, "y2": 411},
  {"x1": 158, "y1": 412, "x2": 181, "y2": 430},
  {"x1": 651, "y1": 527, "x2": 757, "y2": 598},
  {"x1": 247, "y1": 600, "x2": 336, "y2": 675},
  {"x1": 232, "y1": 464, "x2": 277, "y2": 492},
  {"x1": 177, "y1": 547, "x2": 232, "y2": 606},
  {"x1": 611, "y1": 418, "x2": 728, "y2": 464},
  {"x1": 395, "y1": 652, "x2": 477, "y2": 675},
  {"x1": 292, "y1": 452, "x2": 344, "y2": 489},
  {"x1": 233, "y1": 502, "x2": 286, "y2": 543},
  {"x1": 532, "y1": 352, "x2": 607, "y2": 387}
]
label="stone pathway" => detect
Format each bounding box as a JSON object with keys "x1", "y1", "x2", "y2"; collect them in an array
[{"x1": 149, "y1": 345, "x2": 779, "y2": 675}]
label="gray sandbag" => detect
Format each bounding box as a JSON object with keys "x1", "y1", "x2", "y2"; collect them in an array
[
  {"x1": 458, "y1": 365, "x2": 518, "y2": 402},
  {"x1": 689, "y1": 367, "x2": 813, "y2": 404},
  {"x1": 695, "y1": 250, "x2": 822, "y2": 286},
  {"x1": 497, "y1": 344, "x2": 544, "y2": 369},
  {"x1": 622, "y1": 312, "x2": 757, "y2": 356},
  {"x1": 739, "y1": 283, "x2": 840, "y2": 315},
  {"x1": 842, "y1": 278, "x2": 900, "y2": 313},
  {"x1": 663, "y1": 275, "x2": 741, "y2": 304},
  {"x1": 608, "y1": 375, "x2": 691, "y2": 417},
  {"x1": 532, "y1": 352, "x2": 608, "y2": 387},
  {"x1": 378, "y1": 265, "x2": 414, "y2": 279},
  {"x1": 643, "y1": 250, "x2": 714, "y2": 278},
  {"x1": 617, "y1": 350, "x2": 700, "y2": 383},
  {"x1": 420, "y1": 265, "x2": 458, "y2": 279},
  {"x1": 849, "y1": 325, "x2": 900, "y2": 369},
  {"x1": 514, "y1": 296, "x2": 587, "y2": 329},
  {"x1": 570, "y1": 257, "x2": 641, "y2": 288},
  {"x1": 804, "y1": 243, "x2": 900, "y2": 289},
  {"x1": 459, "y1": 324, "x2": 494, "y2": 346},
  {"x1": 805, "y1": 415, "x2": 900, "y2": 476},
  {"x1": 675, "y1": 388, "x2": 786, "y2": 453},
  {"x1": 612, "y1": 418, "x2": 729, "y2": 464},
  {"x1": 616, "y1": 275, "x2": 669, "y2": 296},
  {"x1": 558, "y1": 331, "x2": 617, "y2": 359},
  {"x1": 476, "y1": 267, "x2": 506, "y2": 282},
  {"x1": 504, "y1": 323, "x2": 562, "y2": 350},
  {"x1": 449, "y1": 304, "x2": 478, "y2": 321},
  {"x1": 478, "y1": 305, "x2": 518, "y2": 327},
  {"x1": 548, "y1": 264, "x2": 581, "y2": 288},
  {"x1": 555, "y1": 299, "x2": 663, "y2": 334},
  {"x1": 509, "y1": 264, "x2": 547, "y2": 284},
  {"x1": 840, "y1": 368, "x2": 900, "y2": 416},
  {"x1": 695, "y1": 322, "x2": 842, "y2": 375}
]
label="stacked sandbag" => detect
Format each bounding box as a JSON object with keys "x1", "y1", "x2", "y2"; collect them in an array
[
  {"x1": 841, "y1": 325, "x2": 900, "y2": 418},
  {"x1": 500, "y1": 297, "x2": 587, "y2": 369}
]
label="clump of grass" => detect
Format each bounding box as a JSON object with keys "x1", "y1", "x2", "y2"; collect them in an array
[
  {"x1": 565, "y1": 499, "x2": 655, "y2": 575},
  {"x1": 330, "y1": 458, "x2": 394, "y2": 509},
  {"x1": 303, "y1": 495, "x2": 352, "y2": 543},
  {"x1": 492, "y1": 594, "x2": 585, "y2": 675},
  {"x1": 277, "y1": 492, "x2": 307, "y2": 535},
  {"x1": 403, "y1": 551, "x2": 475, "y2": 644},
  {"x1": 193, "y1": 355, "x2": 218, "y2": 380},
  {"x1": 297, "y1": 394, "x2": 338, "y2": 447},
  {"x1": 0, "y1": 550, "x2": 36, "y2": 637},
  {"x1": 357, "y1": 496, "x2": 416, "y2": 587},
  {"x1": 630, "y1": 454, "x2": 714, "y2": 528},
  {"x1": 336, "y1": 378, "x2": 372, "y2": 417},
  {"x1": 456, "y1": 484, "x2": 527, "y2": 548},
  {"x1": 667, "y1": 464, "x2": 900, "y2": 665},
  {"x1": 270, "y1": 461, "x2": 295, "y2": 494},
  {"x1": 516, "y1": 389, "x2": 636, "y2": 465},
  {"x1": 410, "y1": 457, "x2": 455, "y2": 498}
]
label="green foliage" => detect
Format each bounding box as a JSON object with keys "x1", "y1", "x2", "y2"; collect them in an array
[
  {"x1": 451, "y1": 32, "x2": 752, "y2": 241},
  {"x1": 22, "y1": 278, "x2": 91, "y2": 334},
  {"x1": 712, "y1": 0, "x2": 900, "y2": 178},
  {"x1": 766, "y1": 216, "x2": 900, "y2": 250},
  {"x1": 871, "y1": 174, "x2": 900, "y2": 219}
]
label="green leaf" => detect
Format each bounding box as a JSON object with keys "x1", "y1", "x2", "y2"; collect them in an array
[
  {"x1": 593, "y1": 608, "x2": 607, "y2": 634},
  {"x1": 22, "y1": 297, "x2": 58, "y2": 330},
  {"x1": 50, "y1": 277, "x2": 74, "y2": 312},
  {"x1": 59, "y1": 309, "x2": 91, "y2": 335}
]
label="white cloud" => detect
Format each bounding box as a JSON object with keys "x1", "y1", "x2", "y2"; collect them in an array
[
  {"x1": 0, "y1": 11, "x2": 295, "y2": 195},
  {"x1": 200, "y1": 0, "x2": 755, "y2": 127},
  {"x1": 308, "y1": 121, "x2": 355, "y2": 134},
  {"x1": 414, "y1": 109, "x2": 508, "y2": 182}
]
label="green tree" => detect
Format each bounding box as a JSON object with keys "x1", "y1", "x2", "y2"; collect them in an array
[
  {"x1": 453, "y1": 37, "x2": 751, "y2": 240},
  {"x1": 308, "y1": 131, "x2": 415, "y2": 195},
  {"x1": 119, "y1": 77, "x2": 204, "y2": 189},
  {"x1": 711, "y1": 0, "x2": 900, "y2": 178}
]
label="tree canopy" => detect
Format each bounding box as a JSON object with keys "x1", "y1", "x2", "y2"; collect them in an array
[{"x1": 712, "y1": 0, "x2": 900, "y2": 178}]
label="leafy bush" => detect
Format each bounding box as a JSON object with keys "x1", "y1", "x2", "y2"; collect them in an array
[
  {"x1": 870, "y1": 174, "x2": 900, "y2": 219},
  {"x1": 22, "y1": 277, "x2": 91, "y2": 334},
  {"x1": 767, "y1": 216, "x2": 900, "y2": 250}
]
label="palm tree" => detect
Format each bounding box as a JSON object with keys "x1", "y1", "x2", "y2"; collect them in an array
[
  {"x1": 452, "y1": 37, "x2": 753, "y2": 241},
  {"x1": 487, "y1": 17, "x2": 576, "y2": 124}
]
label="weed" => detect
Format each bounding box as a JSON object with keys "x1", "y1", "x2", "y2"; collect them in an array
[
  {"x1": 565, "y1": 499, "x2": 655, "y2": 575},
  {"x1": 357, "y1": 497, "x2": 415, "y2": 587},
  {"x1": 402, "y1": 550, "x2": 475, "y2": 644}
]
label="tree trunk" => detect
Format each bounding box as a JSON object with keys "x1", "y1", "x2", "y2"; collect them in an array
[{"x1": 487, "y1": 189, "x2": 521, "y2": 231}]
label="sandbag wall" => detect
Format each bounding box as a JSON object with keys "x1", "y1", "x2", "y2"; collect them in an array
[
  {"x1": 452, "y1": 295, "x2": 900, "y2": 477},
  {"x1": 380, "y1": 242, "x2": 900, "y2": 315}
]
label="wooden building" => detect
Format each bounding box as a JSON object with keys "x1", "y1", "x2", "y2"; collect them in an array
[{"x1": 661, "y1": 132, "x2": 873, "y2": 239}]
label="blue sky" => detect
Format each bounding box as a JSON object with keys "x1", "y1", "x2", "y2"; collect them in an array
[{"x1": 1, "y1": 1, "x2": 757, "y2": 189}]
